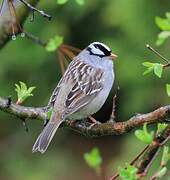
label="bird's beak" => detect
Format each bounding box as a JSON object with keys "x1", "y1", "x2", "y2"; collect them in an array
[{"x1": 110, "y1": 53, "x2": 118, "y2": 60}]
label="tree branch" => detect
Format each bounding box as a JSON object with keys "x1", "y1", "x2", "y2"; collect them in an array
[
  {"x1": 0, "y1": 96, "x2": 170, "y2": 137},
  {"x1": 0, "y1": 0, "x2": 39, "y2": 48}
]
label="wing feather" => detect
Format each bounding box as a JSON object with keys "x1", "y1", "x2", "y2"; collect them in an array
[{"x1": 47, "y1": 58, "x2": 104, "y2": 115}]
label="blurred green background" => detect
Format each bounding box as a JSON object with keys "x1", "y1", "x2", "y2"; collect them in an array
[{"x1": 0, "y1": 0, "x2": 170, "y2": 179}]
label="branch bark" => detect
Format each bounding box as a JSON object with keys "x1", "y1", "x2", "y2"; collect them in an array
[{"x1": 0, "y1": 96, "x2": 170, "y2": 137}]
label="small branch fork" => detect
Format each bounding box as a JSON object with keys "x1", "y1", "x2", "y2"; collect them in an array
[
  {"x1": 18, "y1": 0, "x2": 52, "y2": 21},
  {"x1": 146, "y1": 44, "x2": 170, "y2": 68}
]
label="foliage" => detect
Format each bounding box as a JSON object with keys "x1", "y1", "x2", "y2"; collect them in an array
[
  {"x1": 57, "y1": 0, "x2": 84, "y2": 5},
  {"x1": 134, "y1": 123, "x2": 154, "y2": 144},
  {"x1": 84, "y1": 148, "x2": 102, "y2": 175},
  {"x1": 47, "y1": 107, "x2": 53, "y2": 119},
  {"x1": 161, "y1": 146, "x2": 170, "y2": 167},
  {"x1": 166, "y1": 84, "x2": 170, "y2": 97},
  {"x1": 157, "y1": 123, "x2": 168, "y2": 134},
  {"x1": 15, "y1": 82, "x2": 36, "y2": 104},
  {"x1": 118, "y1": 164, "x2": 138, "y2": 180},
  {"x1": 151, "y1": 146, "x2": 170, "y2": 179},
  {"x1": 45, "y1": 35, "x2": 63, "y2": 52},
  {"x1": 142, "y1": 62, "x2": 163, "y2": 78},
  {"x1": 155, "y1": 12, "x2": 170, "y2": 46}
]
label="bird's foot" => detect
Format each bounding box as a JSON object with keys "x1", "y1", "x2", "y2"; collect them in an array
[
  {"x1": 87, "y1": 118, "x2": 101, "y2": 130},
  {"x1": 88, "y1": 116, "x2": 99, "y2": 123}
]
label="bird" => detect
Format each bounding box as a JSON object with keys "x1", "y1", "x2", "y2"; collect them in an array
[{"x1": 32, "y1": 42, "x2": 117, "y2": 153}]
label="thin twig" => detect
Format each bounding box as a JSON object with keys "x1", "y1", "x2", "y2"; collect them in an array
[
  {"x1": 110, "y1": 86, "x2": 120, "y2": 121},
  {"x1": 61, "y1": 44, "x2": 81, "y2": 53},
  {"x1": 110, "y1": 145, "x2": 149, "y2": 180},
  {"x1": 7, "y1": 0, "x2": 16, "y2": 36},
  {"x1": 60, "y1": 46, "x2": 77, "y2": 59},
  {"x1": 18, "y1": 0, "x2": 52, "y2": 20},
  {"x1": 137, "y1": 125, "x2": 170, "y2": 177},
  {"x1": 146, "y1": 44, "x2": 170, "y2": 64},
  {"x1": 24, "y1": 31, "x2": 46, "y2": 47},
  {"x1": 57, "y1": 50, "x2": 66, "y2": 75}
]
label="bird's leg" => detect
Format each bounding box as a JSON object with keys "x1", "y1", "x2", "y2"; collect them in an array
[
  {"x1": 87, "y1": 116, "x2": 101, "y2": 130},
  {"x1": 88, "y1": 116, "x2": 97, "y2": 123}
]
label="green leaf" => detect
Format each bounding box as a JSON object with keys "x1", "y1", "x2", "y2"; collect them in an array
[
  {"x1": 84, "y1": 148, "x2": 102, "y2": 171},
  {"x1": 47, "y1": 108, "x2": 53, "y2": 119},
  {"x1": 165, "y1": 12, "x2": 170, "y2": 20},
  {"x1": 15, "y1": 81, "x2": 36, "y2": 104},
  {"x1": 157, "y1": 123, "x2": 168, "y2": 134},
  {"x1": 46, "y1": 35, "x2": 63, "y2": 52},
  {"x1": 153, "y1": 63, "x2": 163, "y2": 78},
  {"x1": 155, "y1": 16, "x2": 170, "y2": 31},
  {"x1": 161, "y1": 146, "x2": 170, "y2": 166},
  {"x1": 143, "y1": 66, "x2": 154, "y2": 75},
  {"x1": 57, "y1": 0, "x2": 69, "y2": 5},
  {"x1": 166, "y1": 84, "x2": 170, "y2": 96},
  {"x1": 118, "y1": 164, "x2": 138, "y2": 180},
  {"x1": 142, "y1": 62, "x2": 154, "y2": 67},
  {"x1": 142, "y1": 62, "x2": 154, "y2": 75},
  {"x1": 155, "y1": 167, "x2": 167, "y2": 178},
  {"x1": 156, "y1": 31, "x2": 170, "y2": 46},
  {"x1": 75, "y1": 0, "x2": 84, "y2": 5},
  {"x1": 135, "y1": 123, "x2": 154, "y2": 144},
  {"x1": 142, "y1": 62, "x2": 163, "y2": 77}
]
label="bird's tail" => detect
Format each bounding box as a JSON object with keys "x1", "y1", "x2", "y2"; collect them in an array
[{"x1": 32, "y1": 113, "x2": 63, "y2": 154}]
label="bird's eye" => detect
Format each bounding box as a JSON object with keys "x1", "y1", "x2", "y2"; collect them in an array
[{"x1": 94, "y1": 44, "x2": 111, "y2": 56}]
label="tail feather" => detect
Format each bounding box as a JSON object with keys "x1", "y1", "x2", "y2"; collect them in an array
[{"x1": 32, "y1": 120, "x2": 63, "y2": 154}]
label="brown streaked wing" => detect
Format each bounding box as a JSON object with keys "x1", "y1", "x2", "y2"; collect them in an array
[{"x1": 64, "y1": 59, "x2": 104, "y2": 115}]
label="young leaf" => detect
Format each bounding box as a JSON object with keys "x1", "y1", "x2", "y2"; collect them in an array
[
  {"x1": 118, "y1": 164, "x2": 138, "y2": 180},
  {"x1": 156, "y1": 31, "x2": 170, "y2": 46},
  {"x1": 142, "y1": 62, "x2": 154, "y2": 67},
  {"x1": 143, "y1": 66, "x2": 154, "y2": 75},
  {"x1": 166, "y1": 84, "x2": 170, "y2": 96},
  {"x1": 153, "y1": 63, "x2": 163, "y2": 78},
  {"x1": 47, "y1": 108, "x2": 53, "y2": 119},
  {"x1": 15, "y1": 81, "x2": 36, "y2": 104},
  {"x1": 142, "y1": 62, "x2": 163, "y2": 78},
  {"x1": 75, "y1": 0, "x2": 84, "y2": 5},
  {"x1": 161, "y1": 146, "x2": 170, "y2": 167},
  {"x1": 157, "y1": 123, "x2": 168, "y2": 134},
  {"x1": 57, "y1": 0, "x2": 69, "y2": 4},
  {"x1": 155, "y1": 16, "x2": 170, "y2": 31},
  {"x1": 84, "y1": 148, "x2": 102, "y2": 172},
  {"x1": 166, "y1": 12, "x2": 170, "y2": 20},
  {"x1": 134, "y1": 123, "x2": 154, "y2": 144},
  {"x1": 142, "y1": 62, "x2": 154, "y2": 75},
  {"x1": 46, "y1": 35, "x2": 63, "y2": 52},
  {"x1": 153, "y1": 167, "x2": 167, "y2": 179}
]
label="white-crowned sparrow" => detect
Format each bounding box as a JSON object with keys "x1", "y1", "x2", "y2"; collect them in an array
[{"x1": 32, "y1": 42, "x2": 117, "y2": 153}]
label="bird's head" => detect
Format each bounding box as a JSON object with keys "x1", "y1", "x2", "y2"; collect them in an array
[{"x1": 86, "y1": 42, "x2": 117, "y2": 60}]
